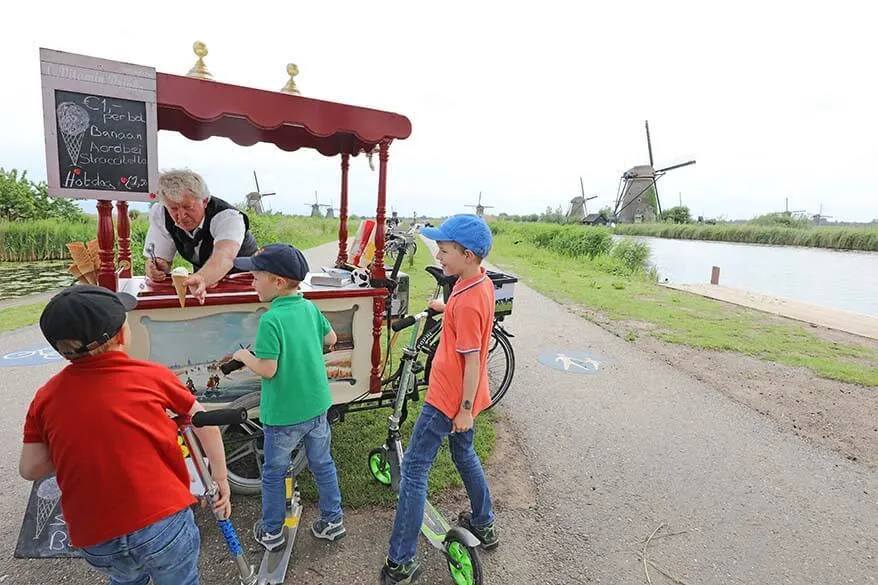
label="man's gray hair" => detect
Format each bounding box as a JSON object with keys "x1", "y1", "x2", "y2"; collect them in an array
[{"x1": 157, "y1": 169, "x2": 211, "y2": 203}]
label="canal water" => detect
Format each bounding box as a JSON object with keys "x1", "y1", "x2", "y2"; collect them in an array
[
  {"x1": 625, "y1": 236, "x2": 878, "y2": 318},
  {"x1": 0, "y1": 261, "x2": 73, "y2": 302}
]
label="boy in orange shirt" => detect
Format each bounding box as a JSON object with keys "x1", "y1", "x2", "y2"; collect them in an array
[{"x1": 381, "y1": 214, "x2": 498, "y2": 585}]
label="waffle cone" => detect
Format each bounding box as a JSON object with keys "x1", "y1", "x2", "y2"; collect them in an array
[
  {"x1": 86, "y1": 239, "x2": 100, "y2": 272},
  {"x1": 66, "y1": 242, "x2": 95, "y2": 279},
  {"x1": 172, "y1": 274, "x2": 187, "y2": 308}
]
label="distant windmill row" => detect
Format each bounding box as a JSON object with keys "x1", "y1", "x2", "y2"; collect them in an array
[{"x1": 305, "y1": 191, "x2": 339, "y2": 218}]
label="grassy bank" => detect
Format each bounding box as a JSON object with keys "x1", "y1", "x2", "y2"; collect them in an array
[
  {"x1": 297, "y1": 242, "x2": 496, "y2": 507},
  {"x1": 0, "y1": 301, "x2": 49, "y2": 334},
  {"x1": 488, "y1": 222, "x2": 878, "y2": 387},
  {"x1": 0, "y1": 215, "x2": 344, "y2": 275},
  {"x1": 613, "y1": 223, "x2": 878, "y2": 252}
]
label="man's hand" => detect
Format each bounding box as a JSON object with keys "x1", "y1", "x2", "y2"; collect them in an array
[
  {"x1": 183, "y1": 273, "x2": 207, "y2": 304},
  {"x1": 452, "y1": 410, "x2": 474, "y2": 433},
  {"x1": 146, "y1": 258, "x2": 171, "y2": 282},
  {"x1": 232, "y1": 348, "x2": 252, "y2": 363},
  {"x1": 212, "y1": 477, "x2": 232, "y2": 519},
  {"x1": 428, "y1": 299, "x2": 446, "y2": 313}
]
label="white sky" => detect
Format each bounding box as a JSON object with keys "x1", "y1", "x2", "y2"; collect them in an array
[{"x1": 2, "y1": 0, "x2": 876, "y2": 222}]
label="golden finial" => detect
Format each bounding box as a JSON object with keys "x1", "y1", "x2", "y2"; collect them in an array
[
  {"x1": 187, "y1": 41, "x2": 214, "y2": 80},
  {"x1": 280, "y1": 63, "x2": 301, "y2": 95}
]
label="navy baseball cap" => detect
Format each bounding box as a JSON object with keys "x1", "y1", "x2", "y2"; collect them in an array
[
  {"x1": 40, "y1": 285, "x2": 138, "y2": 357},
  {"x1": 233, "y1": 244, "x2": 310, "y2": 281},
  {"x1": 420, "y1": 214, "x2": 493, "y2": 258}
]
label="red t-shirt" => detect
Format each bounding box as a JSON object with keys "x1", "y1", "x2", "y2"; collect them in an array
[
  {"x1": 22, "y1": 351, "x2": 197, "y2": 548},
  {"x1": 426, "y1": 268, "x2": 495, "y2": 419}
]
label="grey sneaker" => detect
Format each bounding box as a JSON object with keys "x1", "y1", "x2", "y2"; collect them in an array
[
  {"x1": 253, "y1": 520, "x2": 286, "y2": 552},
  {"x1": 311, "y1": 518, "x2": 346, "y2": 541},
  {"x1": 458, "y1": 511, "x2": 499, "y2": 549}
]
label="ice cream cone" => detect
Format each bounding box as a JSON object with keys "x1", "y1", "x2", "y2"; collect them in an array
[
  {"x1": 172, "y1": 274, "x2": 187, "y2": 308},
  {"x1": 86, "y1": 240, "x2": 100, "y2": 272},
  {"x1": 67, "y1": 242, "x2": 97, "y2": 284}
]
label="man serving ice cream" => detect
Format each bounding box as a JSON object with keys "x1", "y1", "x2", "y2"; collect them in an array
[{"x1": 144, "y1": 169, "x2": 258, "y2": 303}]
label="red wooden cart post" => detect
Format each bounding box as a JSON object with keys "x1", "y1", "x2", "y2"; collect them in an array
[
  {"x1": 337, "y1": 153, "x2": 350, "y2": 266},
  {"x1": 96, "y1": 200, "x2": 117, "y2": 291},
  {"x1": 370, "y1": 141, "x2": 390, "y2": 393},
  {"x1": 116, "y1": 201, "x2": 132, "y2": 278}
]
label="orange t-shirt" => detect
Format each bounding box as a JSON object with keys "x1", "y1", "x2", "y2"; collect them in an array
[{"x1": 426, "y1": 267, "x2": 495, "y2": 419}]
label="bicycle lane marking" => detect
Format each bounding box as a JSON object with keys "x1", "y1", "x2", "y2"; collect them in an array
[{"x1": 1, "y1": 345, "x2": 63, "y2": 367}]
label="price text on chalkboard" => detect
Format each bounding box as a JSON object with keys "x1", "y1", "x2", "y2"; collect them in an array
[{"x1": 54, "y1": 89, "x2": 149, "y2": 194}]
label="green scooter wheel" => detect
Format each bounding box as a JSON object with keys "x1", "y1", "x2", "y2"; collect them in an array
[
  {"x1": 368, "y1": 447, "x2": 392, "y2": 486},
  {"x1": 445, "y1": 533, "x2": 483, "y2": 585}
]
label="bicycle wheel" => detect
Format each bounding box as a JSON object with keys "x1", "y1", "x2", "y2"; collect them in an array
[
  {"x1": 485, "y1": 328, "x2": 514, "y2": 410},
  {"x1": 221, "y1": 391, "x2": 307, "y2": 495}
]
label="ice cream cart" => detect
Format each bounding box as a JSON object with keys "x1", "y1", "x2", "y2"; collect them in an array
[{"x1": 39, "y1": 44, "x2": 412, "y2": 492}]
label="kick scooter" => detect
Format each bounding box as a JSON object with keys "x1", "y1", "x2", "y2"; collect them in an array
[
  {"x1": 368, "y1": 308, "x2": 484, "y2": 585},
  {"x1": 217, "y1": 358, "x2": 304, "y2": 585}
]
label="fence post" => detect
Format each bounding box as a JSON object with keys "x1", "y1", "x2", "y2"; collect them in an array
[{"x1": 710, "y1": 266, "x2": 720, "y2": 285}]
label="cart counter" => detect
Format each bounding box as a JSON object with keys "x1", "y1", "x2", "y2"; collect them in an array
[{"x1": 118, "y1": 274, "x2": 388, "y2": 407}]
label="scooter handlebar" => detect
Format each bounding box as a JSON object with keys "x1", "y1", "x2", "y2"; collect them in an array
[
  {"x1": 192, "y1": 407, "x2": 248, "y2": 427},
  {"x1": 391, "y1": 308, "x2": 439, "y2": 332}
]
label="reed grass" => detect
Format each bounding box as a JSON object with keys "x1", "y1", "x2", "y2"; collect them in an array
[
  {"x1": 613, "y1": 223, "x2": 878, "y2": 252},
  {"x1": 0, "y1": 214, "x2": 347, "y2": 273}
]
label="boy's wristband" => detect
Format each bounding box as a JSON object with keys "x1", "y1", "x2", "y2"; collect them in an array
[{"x1": 461, "y1": 399, "x2": 472, "y2": 411}]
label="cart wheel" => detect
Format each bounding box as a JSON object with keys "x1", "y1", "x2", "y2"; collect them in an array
[
  {"x1": 445, "y1": 533, "x2": 483, "y2": 585},
  {"x1": 368, "y1": 447, "x2": 392, "y2": 486}
]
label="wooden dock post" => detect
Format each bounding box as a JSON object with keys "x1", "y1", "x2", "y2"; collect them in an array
[{"x1": 710, "y1": 266, "x2": 721, "y2": 285}]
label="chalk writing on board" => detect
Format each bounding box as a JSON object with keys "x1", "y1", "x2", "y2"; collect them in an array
[{"x1": 54, "y1": 89, "x2": 149, "y2": 194}]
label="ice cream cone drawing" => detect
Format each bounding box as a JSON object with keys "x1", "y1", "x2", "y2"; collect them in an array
[
  {"x1": 56, "y1": 102, "x2": 90, "y2": 166},
  {"x1": 171, "y1": 267, "x2": 189, "y2": 308},
  {"x1": 34, "y1": 477, "x2": 61, "y2": 540}
]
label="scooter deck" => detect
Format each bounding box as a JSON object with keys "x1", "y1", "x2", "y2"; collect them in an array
[{"x1": 256, "y1": 477, "x2": 303, "y2": 585}]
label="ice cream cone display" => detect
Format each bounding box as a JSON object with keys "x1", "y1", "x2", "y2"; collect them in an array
[
  {"x1": 171, "y1": 267, "x2": 190, "y2": 308},
  {"x1": 86, "y1": 239, "x2": 100, "y2": 272},
  {"x1": 66, "y1": 241, "x2": 97, "y2": 284}
]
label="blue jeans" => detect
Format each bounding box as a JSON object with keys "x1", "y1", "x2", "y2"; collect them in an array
[
  {"x1": 79, "y1": 507, "x2": 199, "y2": 585},
  {"x1": 263, "y1": 412, "x2": 343, "y2": 533},
  {"x1": 388, "y1": 403, "x2": 494, "y2": 564}
]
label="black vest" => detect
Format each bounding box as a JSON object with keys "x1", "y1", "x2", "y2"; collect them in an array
[{"x1": 163, "y1": 197, "x2": 258, "y2": 272}]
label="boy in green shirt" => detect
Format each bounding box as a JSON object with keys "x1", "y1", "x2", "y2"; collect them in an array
[{"x1": 231, "y1": 244, "x2": 345, "y2": 551}]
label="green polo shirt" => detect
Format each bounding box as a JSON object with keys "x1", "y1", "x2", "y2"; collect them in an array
[{"x1": 253, "y1": 293, "x2": 333, "y2": 426}]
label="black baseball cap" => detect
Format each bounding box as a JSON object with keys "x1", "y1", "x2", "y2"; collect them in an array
[
  {"x1": 40, "y1": 285, "x2": 138, "y2": 357},
  {"x1": 233, "y1": 244, "x2": 310, "y2": 281}
]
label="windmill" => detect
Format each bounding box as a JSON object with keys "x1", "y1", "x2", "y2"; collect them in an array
[
  {"x1": 812, "y1": 203, "x2": 833, "y2": 226},
  {"x1": 779, "y1": 197, "x2": 806, "y2": 217},
  {"x1": 466, "y1": 192, "x2": 494, "y2": 218},
  {"x1": 245, "y1": 171, "x2": 276, "y2": 214},
  {"x1": 612, "y1": 121, "x2": 696, "y2": 223},
  {"x1": 325, "y1": 199, "x2": 340, "y2": 219},
  {"x1": 567, "y1": 176, "x2": 598, "y2": 222},
  {"x1": 304, "y1": 191, "x2": 330, "y2": 218}
]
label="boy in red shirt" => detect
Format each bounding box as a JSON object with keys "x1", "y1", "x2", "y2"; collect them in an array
[
  {"x1": 19, "y1": 285, "x2": 231, "y2": 585},
  {"x1": 381, "y1": 214, "x2": 498, "y2": 585}
]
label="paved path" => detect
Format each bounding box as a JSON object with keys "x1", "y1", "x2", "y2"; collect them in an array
[{"x1": 665, "y1": 282, "x2": 878, "y2": 340}]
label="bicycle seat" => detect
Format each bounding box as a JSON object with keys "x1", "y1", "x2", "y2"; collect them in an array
[{"x1": 425, "y1": 265, "x2": 456, "y2": 286}]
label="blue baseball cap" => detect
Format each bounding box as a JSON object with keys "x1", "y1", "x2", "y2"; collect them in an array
[
  {"x1": 420, "y1": 214, "x2": 493, "y2": 258},
  {"x1": 233, "y1": 244, "x2": 310, "y2": 281}
]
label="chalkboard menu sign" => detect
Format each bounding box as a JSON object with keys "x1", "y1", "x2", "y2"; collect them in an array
[
  {"x1": 54, "y1": 90, "x2": 149, "y2": 194},
  {"x1": 14, "y1": 475, "x2": 78, "y2": 559},
  {"x1": 40, "y1": 48, "x2": 158, "y2": 202}
]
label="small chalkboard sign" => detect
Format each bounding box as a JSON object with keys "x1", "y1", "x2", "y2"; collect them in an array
[
  {"x1": 40, "y1": 48, "x2": 158, "y2": 202},
  {"x1": 14, "y1": 475, "x2": 78, "y2": 559},
  {"x1": 15, "y1": 459, "x2": 208, "y2": 559}
]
